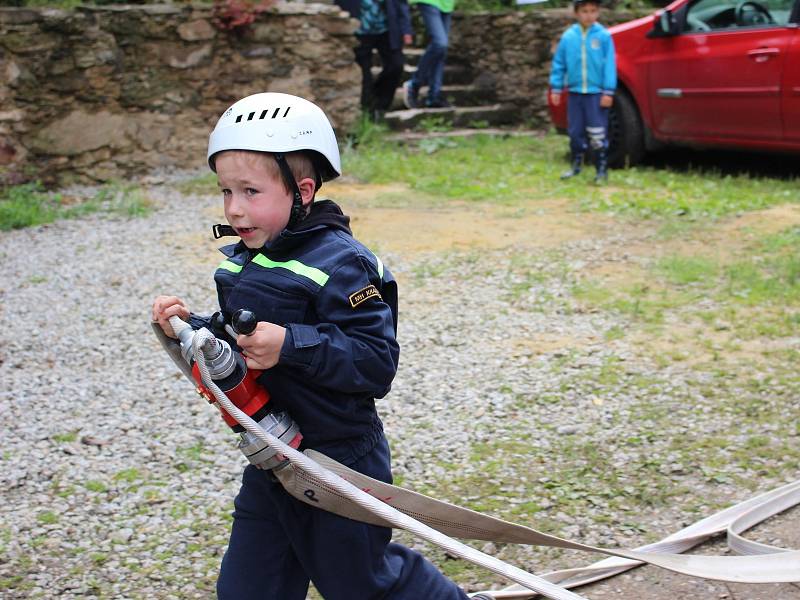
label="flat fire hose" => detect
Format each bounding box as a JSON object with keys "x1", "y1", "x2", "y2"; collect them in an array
[{"x1": 183, "y1": 325, "x2": 800, "y2": 600}]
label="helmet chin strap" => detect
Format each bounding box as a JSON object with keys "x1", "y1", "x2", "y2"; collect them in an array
[{"x1": 274, "y1": 153, "x2": 306, "y2": 230}]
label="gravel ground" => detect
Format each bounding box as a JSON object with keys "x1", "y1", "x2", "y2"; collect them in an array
[{"x1": 1, "y1": 175, "x2": 798, "y2": 599}]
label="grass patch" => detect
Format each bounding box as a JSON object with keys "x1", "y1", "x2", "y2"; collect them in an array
[
  {"x1": 342, "y1": 133, "x2": 800, "y2": 216},
  {"x1": 582, "y1": 168, "x2": 799, "y2": 218},
  {"x1": 175, "y1": 172, "x2": 218, "y2": 196},
  {"x1": 656, "y1": 255, "x2": 718, "y2": 286},
  {"x1": 94, "y1": 181, "x2": 152, "y2": 217},
  {"x1": 346, "y1": 114, "x2": 392, "y2": 148},
  {"x1": 85, "y1": 480, "x2": 108, "y2": 493},
  {"x1": 604, "y1": 325, "x2": 626, "y2": 341},
  {"x1": 52, "y1": 431, "x2": 79, "y2": 443},
  {"x1": 113, "y1": 468, "x2": 142, "y2": 484},
  {"x1": 418, "y1": 115, "x2": 453, "y2": 133},
  {"x1": 37, "y1": 511, "x2": 58, "y2": 525},
  {"x1": 0, "y1": 182, "x2": 62, "y2": 230},
  {"x1": 0, "y1": 181, "x2": 152, "y2": 230},
  {"x1": 570, "y1": 222, "x2": 800, "y2": 344}
]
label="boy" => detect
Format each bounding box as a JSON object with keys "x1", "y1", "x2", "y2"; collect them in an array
[
  {"x1": 335, "y1": 0, "x2": 414, "y2": 121},
  {"x1": 549, "y1": 0, "x2": 616, "y2": 183},
  {"x1": 402, "y1": 0, "x2": 455, "y2": 109},
  {"x1": 152, "y1": 92, "x2": 475, "y2": 600}
]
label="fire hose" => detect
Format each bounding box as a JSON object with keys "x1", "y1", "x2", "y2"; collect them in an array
[{"x1": 157, "y1": 315, "x2": 800, "y2": 600}]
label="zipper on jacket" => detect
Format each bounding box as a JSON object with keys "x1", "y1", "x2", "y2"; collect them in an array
[
  {"x1": 244, "y1": 249, "x2": 257, "y2": 268},
  {"x1": 581, "y1": 27, "x2": 588, "y2": 94}
]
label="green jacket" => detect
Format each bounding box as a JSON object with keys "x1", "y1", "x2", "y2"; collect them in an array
[{"x1": 410, "y1": 0, "x2": 454, "y2": 14}]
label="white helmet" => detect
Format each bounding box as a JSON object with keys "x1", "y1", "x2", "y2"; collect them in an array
[{"x1": 207, "y1": 92, "x2": 342, "y2": 182}]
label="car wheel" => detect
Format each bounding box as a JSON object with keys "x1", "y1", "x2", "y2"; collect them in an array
[{"x1": 608, "y1": 91, "x2": 645, "y2": 168}]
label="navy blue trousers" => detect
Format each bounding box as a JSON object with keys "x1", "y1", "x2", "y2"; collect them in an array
[
  {"x1": 217, "y1": 436, "x2": 470, "y2": 600},
  {"x1": 567, "y1": 92, "x2": 609, "y2": 155},
  {"x1": 355, "y1": 33, "x2": 405, "y2": 112}
]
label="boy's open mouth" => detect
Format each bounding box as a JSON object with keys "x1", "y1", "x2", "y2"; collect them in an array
[{"x1": 237, "y1": 227, "x2": 256, "y2": 235}]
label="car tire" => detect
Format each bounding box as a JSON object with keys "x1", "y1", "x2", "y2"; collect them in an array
[{"x1": 608, "y1": 91, "x2": 645, "y2": 168}]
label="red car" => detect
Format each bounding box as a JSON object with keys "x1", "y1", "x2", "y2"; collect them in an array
[{"x1": 549, "y1": 0, "x2": 800, "y2": 166}]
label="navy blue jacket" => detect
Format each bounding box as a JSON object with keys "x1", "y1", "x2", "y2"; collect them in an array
[
  {"x1": 192, "y1": 200, "x2": 399, "y2": 465},
  {"x1": 336, "y1": 0, "x2": 413, "y2": 51}
]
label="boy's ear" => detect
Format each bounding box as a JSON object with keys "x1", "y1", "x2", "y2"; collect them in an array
[{"x1": 298, "y1": 177, "x2": 316, "y2": 207}]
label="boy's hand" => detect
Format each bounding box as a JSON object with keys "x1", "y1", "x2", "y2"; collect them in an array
[
  {"x1": 550, "y1": 90, "x2": 561, "y2": 106},
  {"x1": 600, "y1": 94, "x2": 614, "y2": 108},
  {"x1": 152, "y1": 295, "x2": 190, "y2": 339},
  {"x1": 237, "y1": 321, "x2": 286, "y2": 370},
  {"x1": 403, "y1": 33, "x2": 413, "y2": 45}
]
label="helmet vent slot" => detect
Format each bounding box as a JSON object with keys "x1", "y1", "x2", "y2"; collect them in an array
[{"x1": 233, "y1": 107, "x2": 292, "y2": 123}]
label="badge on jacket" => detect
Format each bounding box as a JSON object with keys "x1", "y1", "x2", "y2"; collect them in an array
[{"x1": 349, "y1": 285, "x2": 382, "y2": 308}]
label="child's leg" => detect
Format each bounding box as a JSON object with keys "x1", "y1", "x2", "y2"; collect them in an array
[
  {"x1": 289, "y1": 438, "x2": 470, "y2": 600},
  {"x1": 373, "y1": 32, "x2": 405, "y2": 112},
  {"x1": 584, "y1": 93, "x2": 609, "y2": 153},
  {"x1": 354, "y1": 34, "x2": 379, "y2": 110},
  {"x1": 566, "y1": 92, "x2": 588, "y2": 157},
  {"x1": 300, "y1": 505, "x2": 470, "y2": 599},
  {"x1": 217, "y1": 466, "x2": 310, "y2": 600},
  {"x1": 584, "y1": 94, "x2": 610, "y2": 180},
  {"x1": 562, "y1": 92, "x2": 588, "y2": 178}
]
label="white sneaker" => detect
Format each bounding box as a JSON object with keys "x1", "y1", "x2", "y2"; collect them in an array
[{"x1": 403, "y1": 80, "x2": 419, "y2": 109}]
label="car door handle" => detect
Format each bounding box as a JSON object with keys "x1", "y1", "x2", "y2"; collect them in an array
[
  {"x1": 747, "y1": 47, "x2": 780, "y2": 62},
  {"x1": 657, "y1": 88, "x2": 683, "y2": 98}
]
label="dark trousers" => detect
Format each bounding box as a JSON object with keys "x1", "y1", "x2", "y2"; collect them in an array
[
  {"x1": 216, "y1": 436, "x2": 470, "y2": 600},
  {"x1": 567, "y1": 92, "x2": 609, "y2": 155},
  {"x1": 355, "y1": 33, "x2": 405, "y2": 112}
]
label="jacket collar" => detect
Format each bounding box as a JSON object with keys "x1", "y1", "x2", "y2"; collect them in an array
[{"x1": 218, "y1": 199, "x2": 352, "y2": 258}]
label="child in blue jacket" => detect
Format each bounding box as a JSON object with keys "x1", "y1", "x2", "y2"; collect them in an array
[
  {"x1": 336, "y1": 0, "x2": 414, "y2": 120},
  {"x1": 549, "y1": 0, "x2": 617, "y2": 183},
  {"x1": 152, "y1": 92, "x2": 476, "y2": 600}
]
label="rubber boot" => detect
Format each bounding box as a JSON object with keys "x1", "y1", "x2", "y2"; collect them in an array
[
  {"x1": 560, "y1": 153, "x2": 583, "y2": 179},
  {"x1": 594, "y1": 148, "x2": 608, "y2": 184}
]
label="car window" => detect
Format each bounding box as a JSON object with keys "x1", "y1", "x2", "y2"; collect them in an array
[{"x1": 685, "y1": 0, "x2": 794, "y2": 31}]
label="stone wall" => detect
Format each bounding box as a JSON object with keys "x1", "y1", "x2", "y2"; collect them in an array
[
  {"x1": 0, "y1": 3, "x2": 361, "y2": 184},
  {"x1": 0, "y1": 4, "x2": 644, "y2": 185},
  {"x1": 449, "y1": 8, "x2": 640, "y2": 127}
]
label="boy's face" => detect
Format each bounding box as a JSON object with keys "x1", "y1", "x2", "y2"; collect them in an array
[
  {"x1": 216, "y1": 151, "x2": 293, "y2": 249},
  {"x1": 575, "y1": 3, "x2": 600, "y2": 28}
]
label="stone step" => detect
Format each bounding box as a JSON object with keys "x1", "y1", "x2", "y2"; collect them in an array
[
  {"x1": 403, "y1": 47, "x2": 424, "y2": 67},
  {"x1": 383, "y1": 104, "x2": 519, "y2": 131},
  {"x1": 371, "y1": 61, "x2": 473, "y2": 86},
  {"x1": 386, "y1": 127, "x2": 543, "y2": 143},
  {"x1": 370, "y1": 47, "x2": 458, "y2": 69},
  {"x1": 390, "y1": 83, "x2": 496, "y2": 111}
]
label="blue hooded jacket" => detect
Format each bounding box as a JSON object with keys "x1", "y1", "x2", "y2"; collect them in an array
[
  {"x1": 191, "y1": 200, "x2": 399, "y2": 466},
  {"x1": 550, "y1": 22, "x2": 617, "y2": 96},
  {"x1": 336, "y1": 0, "x2": 413, "y2": 50}
]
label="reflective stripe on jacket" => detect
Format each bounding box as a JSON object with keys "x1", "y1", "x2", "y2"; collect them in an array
[{"x1": 191, "y1": 201, "x2": 399, "y2": 465}]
